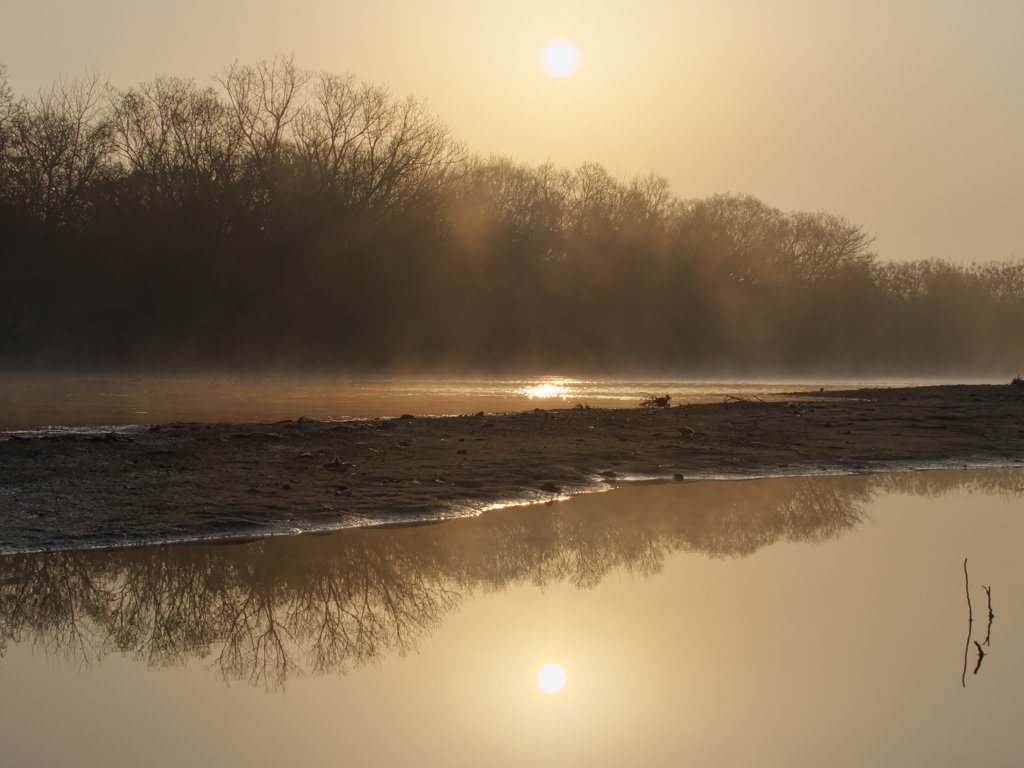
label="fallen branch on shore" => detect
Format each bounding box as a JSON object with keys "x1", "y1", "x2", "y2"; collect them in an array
[{"x1": 640, "y1": 393, "x2": 672, "y2": 408}]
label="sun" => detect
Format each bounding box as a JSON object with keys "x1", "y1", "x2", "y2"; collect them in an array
[
  {"x1": 541, "y1": 39, "x2": 580, "y2": 78},
  {"x1": 536, "y1": 663, "x2": 567, "y2": 693}
]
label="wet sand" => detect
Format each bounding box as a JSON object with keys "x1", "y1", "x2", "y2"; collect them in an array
[{"x1": 1, "y1": 384, "x2": 1022, "y2": 553}]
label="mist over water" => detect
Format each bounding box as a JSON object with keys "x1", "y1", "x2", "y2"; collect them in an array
[{"x1": 0, "y1": 374, "x2": 994, "y2": 430}]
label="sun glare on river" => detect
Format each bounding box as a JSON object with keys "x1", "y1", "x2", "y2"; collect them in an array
[
  {"x1": 520, "y1": 379, "x2": 577, "y2": 399},
  {"x1": 537, "y1": 663, "x2": 567, "y2": 693}
]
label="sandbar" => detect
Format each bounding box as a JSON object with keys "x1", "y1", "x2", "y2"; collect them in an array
[{"x1": 1, "y1": 384, "x2": 1022, "y2": 553}]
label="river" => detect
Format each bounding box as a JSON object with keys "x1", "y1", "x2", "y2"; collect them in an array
[{"x1": 0, "y1": 468, "x2": 1021, "y2": 767}]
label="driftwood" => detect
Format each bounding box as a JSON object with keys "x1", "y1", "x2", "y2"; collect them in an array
[
  {"x1": 640, "y1": 393, "x2": 672, "y2": 408},
  {"x1": 724, "y1": 394, "x2": 766, "y2": 403}
]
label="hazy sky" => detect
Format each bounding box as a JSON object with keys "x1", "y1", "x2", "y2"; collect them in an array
[{"x1": 3, "y1": 0, "x2": 1022, "y2": 263}]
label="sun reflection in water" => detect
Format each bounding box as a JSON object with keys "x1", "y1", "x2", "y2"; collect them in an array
[
  {"x1": 537, "y1": 663, "x2": 567, "y2": 693},
  {"x1": 520, "y1": 380, "x2": 578, "y2": 400}
]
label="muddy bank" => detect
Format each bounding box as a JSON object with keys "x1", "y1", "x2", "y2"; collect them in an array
[{"x1": 1, "y1": 384, "x2": 1022, "y2": 553}]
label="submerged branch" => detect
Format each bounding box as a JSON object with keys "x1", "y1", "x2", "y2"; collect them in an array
[
  {"x1": 983, "y1": 584, "x2": 994, "y2": 646},
  {"x1": 973, "y1": 640, "x2": 986, "y2": 676}
]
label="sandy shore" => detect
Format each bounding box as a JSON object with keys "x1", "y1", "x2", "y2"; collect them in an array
[{"x1": 1, "y1": 384, "x2": 1022, "y2": 553}]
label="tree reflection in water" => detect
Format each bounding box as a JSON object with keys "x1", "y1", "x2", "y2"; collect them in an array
[{"x1": 1, "y1": 469, "x2": 1021, "y2": 689}]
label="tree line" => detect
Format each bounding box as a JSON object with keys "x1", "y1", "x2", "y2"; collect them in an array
[{"x1": 0, "y1": 57, "x2": 1021, "y2": 373}]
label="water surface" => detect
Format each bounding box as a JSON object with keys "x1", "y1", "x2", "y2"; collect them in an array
[{"x1": 1, "y1": 468, "x2": 1021, "y2": 766}]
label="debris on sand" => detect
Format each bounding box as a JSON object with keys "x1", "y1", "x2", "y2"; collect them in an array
[{"x1": 640, "y1": 393, "x2": 672, "y2": 408}]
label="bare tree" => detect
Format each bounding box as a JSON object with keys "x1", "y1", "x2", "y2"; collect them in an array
[
  {"x1": 344, "y1": 88, "x2": 463, "y2": 228},
  {"x1": 108, "y1": 75, "x2": 241, "y2": 215},
  {"x1": 0, "y1": 64, "x2": 15, "y2": 191},
  {"x1": 215, "y1": 55, "x2": 310, "y2": 220},
  {"x1": 291, "y1": 71, "x2": 465, "y2": 231},
  {"x1": 292, "y1": 71, "x2": 365, "y2": 196},
  {"x1": 679, "y1": 193, "x2": 790, "y2": 284},
  {"x1": 783, "y1": 210, "x2": 877, "y2": 283},
  {"x1": 7, "y1": 72, "x2": 114, "y2": 227}
]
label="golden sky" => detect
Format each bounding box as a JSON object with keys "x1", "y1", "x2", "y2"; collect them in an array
[{"x1": 3, "y1": 0, "x2": 1022, "y2": 263}]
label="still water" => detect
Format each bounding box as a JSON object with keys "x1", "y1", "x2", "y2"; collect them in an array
[
  {"x1": 1, "y1": 468, "x2": 1021, "y2": 767},
  {"x1": 0, "y1": 373, "x2": 991, "y2": 429}
]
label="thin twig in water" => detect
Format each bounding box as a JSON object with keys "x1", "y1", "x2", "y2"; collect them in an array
[
  {"x1": 965, "y1": 559, "x2": 974, "y2": 624},
  {"x1": 962, "y1": 558, "x2": 973, "y2": 688}
]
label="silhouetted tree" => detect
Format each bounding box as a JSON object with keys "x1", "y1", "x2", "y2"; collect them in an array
[
  {"x1": 6, "y1": 72, "x2": 114, "y2": 228},
  {"x1": 108, "y1": 75, "x2": 241, "y2": 222}
]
